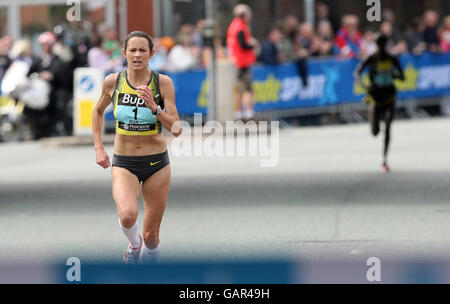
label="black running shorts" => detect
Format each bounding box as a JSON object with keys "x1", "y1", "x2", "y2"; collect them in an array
[{"x1": 112, "y1": 150, "x2": 170, "y2": 183}]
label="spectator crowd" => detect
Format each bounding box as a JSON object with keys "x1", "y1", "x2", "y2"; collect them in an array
[
  {"x1": 0, "y1": 2, "x2": 450, "y2": 138},
  {"x1": 257, "y1": 5, "x2": 450, "y2": 64},
  {"x1": 139, "y1": 3, "x2": 450, "y2": 71}
]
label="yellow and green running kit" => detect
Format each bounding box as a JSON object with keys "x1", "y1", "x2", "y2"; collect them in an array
[{"x1": 112, "y1": 70, "x2": 164, "y2": 136}]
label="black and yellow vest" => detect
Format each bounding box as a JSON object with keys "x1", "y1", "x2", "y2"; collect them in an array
[
  {"x1": 364, "y1": 55, "x2": 397, "y2": 106},
  {"x1": 112, "y1": 70, "x2": 164, "y2": 136}
]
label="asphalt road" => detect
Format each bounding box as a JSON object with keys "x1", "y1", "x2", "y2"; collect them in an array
[{"x1": 1, "y1": 117, "x2": 450, "y2": 268}]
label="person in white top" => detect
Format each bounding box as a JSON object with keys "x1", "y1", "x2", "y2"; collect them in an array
[{"x1": 167, "y1": 34, "x2": 200, "y2": 72}]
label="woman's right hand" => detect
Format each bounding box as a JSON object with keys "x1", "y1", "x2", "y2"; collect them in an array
[{"x1": 96, "y1": 147, "x2": 110, "y2": 169}]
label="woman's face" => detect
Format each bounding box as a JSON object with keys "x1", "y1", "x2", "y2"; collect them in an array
[
  {"x1": 41, "y1": 43, "x2": 53, "y2": 55},
  {"x1": 122, "y1": 37, "x2": 155, "y2": 70}
]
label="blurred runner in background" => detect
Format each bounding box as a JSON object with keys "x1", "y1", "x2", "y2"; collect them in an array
[{"x1": 354, "y1": 34, "x2": 405, "y2": 173}]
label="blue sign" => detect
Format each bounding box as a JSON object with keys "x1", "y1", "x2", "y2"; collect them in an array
[
  {"x1": 107, "y1": 52, "x2": 450, "y2": 118},
  {"x1": 79, "y1": 75, "x2": 95, "y2": 93},
  {"x1": 250, "y1": 52, "x2": 450, "y2": 111},
  {"x1": 166, "y1": 69, "x2": 208, "y2": 115}
]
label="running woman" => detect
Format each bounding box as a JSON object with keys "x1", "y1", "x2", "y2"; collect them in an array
[
  {"x1": 92, "y1": 31, "x2": 182, "y2": 264},
  {"x1": 354, "y1": 34, "x2": 405, "y2": 172}
]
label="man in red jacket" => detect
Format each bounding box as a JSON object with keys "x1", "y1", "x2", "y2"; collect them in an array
[
  {"x1": 334, "y1": 15, "x2": 362, "y2": 58},
  {"x1": 227, "y1": 4, "x2": 258, "y2": 120}
]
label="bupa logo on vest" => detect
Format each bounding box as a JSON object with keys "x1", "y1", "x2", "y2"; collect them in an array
[{"x1": 118, "y1": 93, "x2": 147, "y2": 108}]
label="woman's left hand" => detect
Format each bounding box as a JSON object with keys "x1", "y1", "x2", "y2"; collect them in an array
[{"x1": 136, "y1": 85, "x2": 157, "y2": 112}]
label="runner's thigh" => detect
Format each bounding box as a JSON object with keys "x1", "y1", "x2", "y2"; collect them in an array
[{"x1": 112, "y1": 167, "x2": 141, "y2": 218}]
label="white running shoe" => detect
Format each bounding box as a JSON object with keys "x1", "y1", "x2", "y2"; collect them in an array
[
  {"x1": 140, "y1": 243, "x2": 160, "y2": 264},
  {"x1": 122, "y1": 234, "x2": 142, "y2": 264}
]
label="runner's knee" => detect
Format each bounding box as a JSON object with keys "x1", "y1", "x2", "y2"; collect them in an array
[
  {"x1": 143, "y1": 227, "x2": 159, "y2": 247},
  {"x1": 119, "y1": 209, "x2": 138, "y2": 228}
]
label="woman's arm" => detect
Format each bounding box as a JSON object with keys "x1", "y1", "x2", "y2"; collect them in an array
[
  {"x1": 392, "y1": 56, "x2": 405, "y2": 81},
  {"x1": 353, "y1": 56, "x2": 371, "y2": 90},
  {"x1": 137, "y1": 74, "x2": 183, "y2": 137},
  {"x1": 92, "y1": 73, "x2": 117, "y2": 168}
]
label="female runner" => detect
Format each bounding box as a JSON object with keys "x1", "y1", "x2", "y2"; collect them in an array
[
  {"x1": 354, "y1": 34, "x2": 404, "y2": 172},
  {"x1": 92, "y1": 31, "x2": 182, "y2": 263}
]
